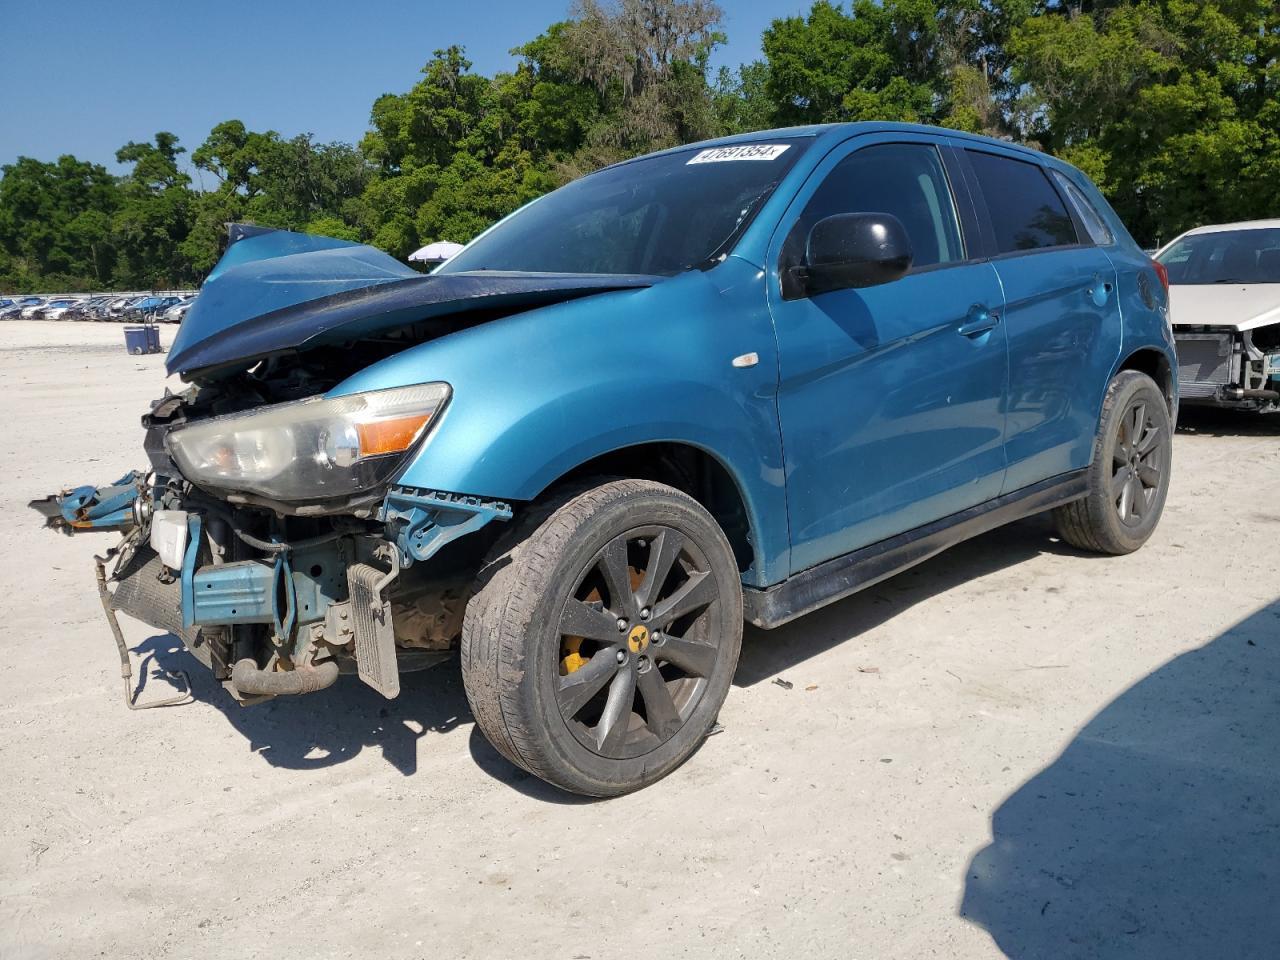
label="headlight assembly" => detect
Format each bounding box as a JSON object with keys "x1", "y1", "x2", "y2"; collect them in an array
[{"x1": 165, "y1": 383, "x2": 450, "y2": 502}]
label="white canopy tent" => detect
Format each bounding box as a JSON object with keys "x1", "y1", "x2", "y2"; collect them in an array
[{"x1": 408, "y1": 241, "x2": 465, "y2": 264}]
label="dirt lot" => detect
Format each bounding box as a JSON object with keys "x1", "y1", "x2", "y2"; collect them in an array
[{"x1": 1, "y1": 320, "x2": 1277, "y2": 959}]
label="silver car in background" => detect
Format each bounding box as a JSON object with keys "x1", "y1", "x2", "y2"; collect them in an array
[
  {"x1": 160, "y1": 296, "x2": 195, "y2": 323},
  {"x1": 37, "y1": 297, "x2": 85, "y2": 320}
]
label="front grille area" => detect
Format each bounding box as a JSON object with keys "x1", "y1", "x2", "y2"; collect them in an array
[{"x1": 1175, "y1": 333, "x2": 1234, "y2": 385}]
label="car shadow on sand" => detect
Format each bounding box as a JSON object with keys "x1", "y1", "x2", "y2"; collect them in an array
[
  {"x1": 132, "y1": 635, "x2": 470, "y2": 777},
  {"x1": 735, "y1": 512, "x2": 1092, "y2": 687},
  {"x1": 960, "y1": 598, "x2": 1280, "y2": 959},
  {"x1": 133, "y1": 635, "x2": 592, "y2": 800},
  {"x1": 1176, "y1": 405, "x2": 1280, "y2": 438},
  {"x1": 134, "y1": 511, "x2": 1093, "y2": 797}
]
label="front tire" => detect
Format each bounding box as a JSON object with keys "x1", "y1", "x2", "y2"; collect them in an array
[
  {"x1": 461, "y1": 479, "x2": 743, "y2": 797},
  {"x1": 1054, "y1": 370, "x2": 1172, "y2": 555}
]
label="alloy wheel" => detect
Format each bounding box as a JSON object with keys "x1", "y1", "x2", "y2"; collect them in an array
[
  {"x1": 553, "y1": 526, "x2": 724, "y2": 760},
  {"x1": 1112, "y1": 398, "x2": 1166, "y2": 526}
]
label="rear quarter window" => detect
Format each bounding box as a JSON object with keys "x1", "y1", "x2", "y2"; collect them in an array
[
  {"x1": 967, "y1": 150, "x2": 1080, "y2": 254},
  {"x1": 1050, "y1": 170, "x2": 1114, "y2": 246}
]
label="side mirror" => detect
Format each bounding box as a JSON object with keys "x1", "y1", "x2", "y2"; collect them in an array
[{"x1": 798, "y1": 213, "x2": 913, "y2": 297}]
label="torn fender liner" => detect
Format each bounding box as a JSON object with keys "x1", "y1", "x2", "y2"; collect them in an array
[{"x1": 169, "y1": 227, "x2": 659, "y2": 378}]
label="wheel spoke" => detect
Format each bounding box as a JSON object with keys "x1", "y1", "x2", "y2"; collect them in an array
[
  {"x1": 597, "y1": 536, "x2": 637, "y2": 620},
  {"x1": 652, "y1": 570, "x2": 718, "y2": 628},
  {"x1": 635, "y1": 529, "x2": 683, "y2": 611},
  {"x1": 1126, "y1": 476, "x2": 1144, "y2": 521},
  {"x1": 1117, "y1": 414, "x2": 1133, "y2": 457},
  {"x1": 556, "y1": 652, "x2": 620, "y2": 717},
  {"x1": 560, "y1": 598, "x2": 622, "y2": 642},
  {"x1": 1137, "y1": 463, "x2": 1161, "y2": 488},
  {"x1": 1131, "y1": 403, "x2": 1146, "y2": 450},
  {"x1": 1136, "y1": 426, "x2": 1162, "y2": 457},
  {"x1": 636, "y1": 666, "x2": 682, "y2": 740},
  {"x1": 654, "y1": 634, "x2": 718, "y2": 678},
  {"x1": 1117, "y1": 474, "x2": 1133, "y2": 518},
  {"x1": 1110, "y1": 468, "x2": 1128, "y2": 502},
  {"x1": 595, "y1": 667, "x2": 636, "y2": 753}
]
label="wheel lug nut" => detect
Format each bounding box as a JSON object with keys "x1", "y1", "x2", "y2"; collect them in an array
[
  {"x1": 617, "y1": 618, "x2": 628, "y2": 631},
  {"x1": 616, "y1": 650, "x2": 626, "y2": 664},
  {"x1": 640, "y1": 607, "x2": 651, "y2": 620}
]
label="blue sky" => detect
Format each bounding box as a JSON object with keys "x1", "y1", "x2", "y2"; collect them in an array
[{"x1": 0, "y1": 0, "x2": 812, "y2": 175}]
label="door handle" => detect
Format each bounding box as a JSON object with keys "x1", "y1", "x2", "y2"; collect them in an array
[{"x1": 958, "y1": 306, "x2": 1000, "y2": 338}]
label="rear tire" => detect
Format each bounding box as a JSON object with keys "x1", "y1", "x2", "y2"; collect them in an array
[
  {"x1": 1054, "y1": 371, "x2": 1172, "y2": 555},
  {"x1": 461, "y1": 479, "x2": 743, "y2": 797}
]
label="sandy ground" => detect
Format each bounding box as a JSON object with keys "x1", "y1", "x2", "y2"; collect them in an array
[{"x1": 0, "y1": 320, "x2": 1277, "y2": 960}]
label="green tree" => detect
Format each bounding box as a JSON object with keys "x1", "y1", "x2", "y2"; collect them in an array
[
  {"x1": 183, "y1": 121, "x2": 371, "y2": 272},
  {"x1": 4, "y1": 0, "x2": 1277, "y2": 292},
  {"x1": 0, "y1": 156, "x2": 120, "y2": 289},
  {"x1": 354, "y1": 1, "x2": 726, "y2": 255},
  {"x1": 112, "y1": 132, "x2": 195, "y2": 287},
  {"x1": 758, "y1": 1, "x2": 942, "y2": 126},
  {"x1": 1012, "y1": 0, "x2": 1280, "y2": 243}
]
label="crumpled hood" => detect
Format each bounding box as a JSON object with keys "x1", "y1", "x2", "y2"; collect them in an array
[
  {"x1": 169, "y1": 227, "x2": 658, "y2": 378},
  {"x1": 1169, "y1": 283, "x2": 1280, "y2": 332}
]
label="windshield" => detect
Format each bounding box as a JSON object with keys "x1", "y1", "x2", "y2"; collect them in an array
[
  {"x1": 440, "y1": 140, "x2": 809, "y2": 277},
  {"x1": 1157, "y1": 227, "x2": 1280, "y2": 284}
]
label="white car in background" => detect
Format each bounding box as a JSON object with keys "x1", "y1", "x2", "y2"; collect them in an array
[{"x1": 1156, "y1": 220, "x2": 1280, "y2": 413}]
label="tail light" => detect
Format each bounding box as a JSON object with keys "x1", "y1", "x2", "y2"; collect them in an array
[{"x1": 1151, "y1": 258, "x2": 1170, "y2": 295}]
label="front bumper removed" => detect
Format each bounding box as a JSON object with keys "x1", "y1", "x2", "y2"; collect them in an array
[
  {"x1": 1174, "y1": 329, "x2": 1280, "y2": 412},
  {"x1": 35, "y1": 475, "x2": 510, "y2": 707}
]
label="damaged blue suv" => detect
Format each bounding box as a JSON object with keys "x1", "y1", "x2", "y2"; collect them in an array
[{"x1": 38, "y1": 124, "x2": 1177, "y2": 795}]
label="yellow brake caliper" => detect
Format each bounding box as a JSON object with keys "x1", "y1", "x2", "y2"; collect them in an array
[
  {"x1": 561, "y1": 635, "x2": 589, "y2": 675},
  {"x1": 560, "y1": 564, "x2": 644, "y2": 675}
]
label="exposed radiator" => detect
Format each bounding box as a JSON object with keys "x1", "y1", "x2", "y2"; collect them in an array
[{"x1": 1175, "y1": 333, "x2": 1234, "y2": 385}]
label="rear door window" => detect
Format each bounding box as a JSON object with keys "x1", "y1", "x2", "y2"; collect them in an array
[{"x1": 966, "y1": 150, "x2": 1079, "y2": 253}]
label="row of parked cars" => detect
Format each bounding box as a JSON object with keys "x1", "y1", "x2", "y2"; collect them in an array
[{"x1": 0, "y1": 293, "x2": 198, "y2": 323}]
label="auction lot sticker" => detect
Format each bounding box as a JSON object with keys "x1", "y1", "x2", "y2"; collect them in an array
[{"x1": 687, "y1": 144, "x2": 791, "y2": 164}]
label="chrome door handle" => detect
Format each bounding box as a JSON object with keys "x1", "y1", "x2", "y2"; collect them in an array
[{"x1": 958, "y1": 306, "x2": 1000, "y2": 337}]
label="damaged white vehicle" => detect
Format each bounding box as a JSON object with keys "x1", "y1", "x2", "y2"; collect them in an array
[{"x1": 1156, "y1": 220, "x2": 1280, "y2": 413}]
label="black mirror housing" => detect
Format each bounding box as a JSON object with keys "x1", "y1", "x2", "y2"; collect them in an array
[{"x1": 799, "y1": 213, "x2": 914, "y2": 296}]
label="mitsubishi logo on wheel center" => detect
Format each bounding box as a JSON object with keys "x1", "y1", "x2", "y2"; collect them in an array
[{"x1": 627, "y1": 624, "x2": 650, "y2": 653}]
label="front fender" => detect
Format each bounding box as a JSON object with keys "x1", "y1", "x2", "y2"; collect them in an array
[{"x1": 329, "y1": 265, "x2": 790, "y2": 586}]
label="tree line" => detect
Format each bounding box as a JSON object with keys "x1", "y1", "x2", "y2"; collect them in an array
[{"x1": 1, "y1": 0, "x2": 1276, "y2": 292}]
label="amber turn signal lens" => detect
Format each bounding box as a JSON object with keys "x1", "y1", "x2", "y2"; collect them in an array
[{"x1": 355, "y1": 415, "x2": 433, "y2": 456}]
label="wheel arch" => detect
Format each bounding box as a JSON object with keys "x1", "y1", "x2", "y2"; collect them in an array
[
  {"x1": 1115, "y1": 347, "x2": 1176, "y2": 414},
  {"x1": 538, "y1": 441, "x2": 760, "y2": 581}
]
